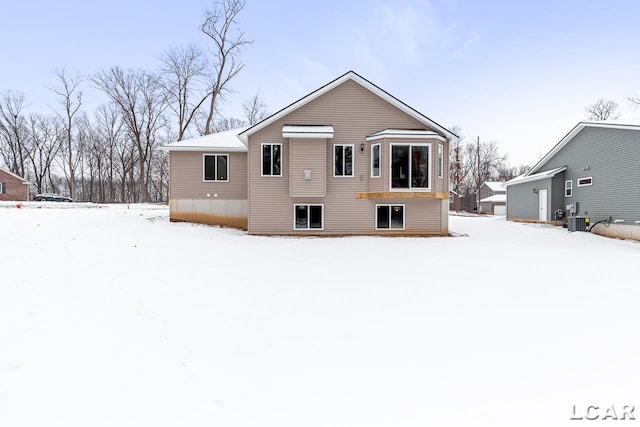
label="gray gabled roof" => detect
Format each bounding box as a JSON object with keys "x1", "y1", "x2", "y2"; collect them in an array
[
  {"x1": 528, "y1": 119, "x2": 640, "y2": 175},
  {"x1": 238, "y1": 71, "x2": 458, "y2": 144},
  {"x1": 505, "y1": 166, "x2": 567, "y2": 186}
]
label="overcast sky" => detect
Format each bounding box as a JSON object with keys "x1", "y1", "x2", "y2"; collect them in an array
[{"x1": 2, "y1": 0, "x2": 639, "y2": 166}]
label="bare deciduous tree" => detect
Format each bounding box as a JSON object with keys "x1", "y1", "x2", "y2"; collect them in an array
[
  {"x1": 160, "y1": 44, "x2": 209, "y2": 141},
  {"x1": 585, "y1": 98, "x2": 620, "y2": 121},
  {"x1": 0, "y1": 91, "x2": 29, "y2": 177},
  {"x1": 214, "y1": 117, "x2": 246, "y2": 132},
  {"x1": 201, "y1": 0, "x2": 253, "y2": 134},
  {"x1": 24, "y1": 113, "x2": 62, "y2": 193},
  {"x1": 447, "y1": 125, "x2": 468, "y2": 201},
  {"x1": 93, "y1": 67, "x2": 168, "y2": 202},
  {"x1": 242, "y1": 91, "x2": 269, "y2": 125},
  {"x1": 466, "y1": 137, "x2": 507, "y2": 210},
  {"x1": 52, "y1": 69, "x2": 83, "y2": 199}
]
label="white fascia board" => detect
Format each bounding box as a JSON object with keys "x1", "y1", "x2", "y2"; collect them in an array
[
  {"x1": 282, "y1": 125, "x2": 334, "y2": 139},
  {"x1": 505, "y1": 166, "x2": 567, "y2": 186},
  {"x1": 366, "y1": 129, "x2": 446, "y2": 142}
]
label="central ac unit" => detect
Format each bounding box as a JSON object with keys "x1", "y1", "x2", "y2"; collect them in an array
[{"x1": 567, "y1": 216, "x2": 588, "y2": 232}]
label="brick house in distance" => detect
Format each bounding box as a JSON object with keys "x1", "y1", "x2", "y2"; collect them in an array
[{"x1": 0, "y1": 167, "x2": 30, "y2": 201}]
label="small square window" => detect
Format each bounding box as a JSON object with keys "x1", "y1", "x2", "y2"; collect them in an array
[{"x1": 203, "y1": 154, "x2": 229, "y2": 182}]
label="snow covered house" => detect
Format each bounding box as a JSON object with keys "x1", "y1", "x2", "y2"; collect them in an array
[
  {"x1": 163, "y1": 71, "x2": 458, "y2": 236},
  {"x1": 505, "y1": 120, "x2": 640, "y2": 239},
  {"x1": 477, "y1": 181, "x2": 506, "y2": 215},
  {"x1": 0, "y1": 166, "x2": 30, "y2": 201}
]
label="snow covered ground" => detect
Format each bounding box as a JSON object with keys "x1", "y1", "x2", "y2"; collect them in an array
[{"x1": 1, "y1": 202, "x2": 639, "y2": 427}]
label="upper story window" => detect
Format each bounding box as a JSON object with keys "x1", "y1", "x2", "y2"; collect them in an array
[
  {"x1": 371, "y1": 143, "x2": 380, "y2": 178},
  {"x1": 203, "y1": 154, "x2": 229, "y2": 182},
  {"x1": 577, "y1": 176, "x2": 593, "y2": 187},
  {"x1": 437, "y1": 143, "x2": 443, "y2": 179},
  {"x1": 262, "y1": 143, "x2": 282, "y2": 176},
  {"x1": 565, "y1": 180, "x2": 573, "y2": 197},
  {"x1": 334, "y1": 144, "x2": 354, "y2": 177},
  {"x1": 390, "y1": 143, "x2": 430, "y2": 190}
]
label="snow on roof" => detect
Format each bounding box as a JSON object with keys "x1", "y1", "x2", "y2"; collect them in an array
[
  {"x1": 0, "y1": 166, "x2": 31, "y2": 184},
  {"x1": 480, "y1": 194, "x2": 506, "y2": 203},
  {"x1": 483, "y1": 181, "x2": 506, "y2": 192},
  {"x1": 528, "y1": 119, "x2": 640, "y2": 175},
  {"x1": 505, "y1": 166, "x2": 567, "y2": 186},
  {"x1": 161, "y1": 127, "x2": 249, "y2": 152},
  {"x1": 365, "y1": 129, "x2": 446, "y2": 142}
]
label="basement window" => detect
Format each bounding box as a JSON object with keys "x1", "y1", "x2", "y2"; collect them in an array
[
  {"x1": 577, "y1": 176, "x2": 593, "y2": 187},
  {"x1": 294, "y1": 204, "x2": 323, "y2": 230},
  {"x1": 376, "y1": 205, "x2": 405, "y2": 230}
]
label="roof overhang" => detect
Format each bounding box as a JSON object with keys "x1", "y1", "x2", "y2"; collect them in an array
[
  {"x1": 365, "y1": 129, "x2": 447, "y2": 142},
  {"x1": 505, "y1": 166, "x2": 567, "y2": 186},
  {"x1": 238, "y1": 71, "x2": 458, "y2": 145},
  {"x1": 282, "y1": 125, "x2": 334, "y2": 139},
  {"x1": 160, "y1": 128, "x2": 248, "y2": 153}
]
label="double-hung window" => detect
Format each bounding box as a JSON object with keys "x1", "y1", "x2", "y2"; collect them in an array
[
  {"x1": 565, "y1": 180, "x2": 572, "y2": 197},
  {"x1": 371, "y1": 143, "x2": 380, "y2": 178},
  {"x1": 262, "y1": 143, "x2": 282, "y2": 176},
  {"x1": 390, "y1": 143, "x2": 430, "y2": 190},
  {"x1": 376, "y1": 205, "x2": 405, "y2": 229},
  {"x1": 334, "y1": 144, "x2": 354, "y2": 177},
  {"x1": 203, "y1": 154, "x2": 229, "y2": 182},
  {"x1": 294, "y1": 204, "x2": 323, "y2": 230}
]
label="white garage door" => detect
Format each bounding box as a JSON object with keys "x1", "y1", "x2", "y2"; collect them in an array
[{"x1": 494, "y1": 205, "x2": 506, "y2": 216}]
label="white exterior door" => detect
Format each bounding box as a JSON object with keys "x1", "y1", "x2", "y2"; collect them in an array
[{"x1": 538, "y1": 189, "x2": 547, "y2": 221}]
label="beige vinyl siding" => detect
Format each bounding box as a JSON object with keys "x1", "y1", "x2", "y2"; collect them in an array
[
  {"x1": 248, "y1": 79, "x2": 448, "y2": 235},
  {"x1": 289, "y1": 138, "x2": 326, "y2": 197},
  {"x1": 170, "y1": 151, "x2": 247, "y2": 199}
]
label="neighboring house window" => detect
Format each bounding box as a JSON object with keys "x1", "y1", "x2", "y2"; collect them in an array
[
  {"x1": 334, "y1": 144, "x2": 354, "y2": 177},
  {"x1": 203, "y1": 154, "x2": 229, "y2": 181},
  {"x1": 0, "y1": 182, "x2": 5, "y2": 194},
  {"x1": 449, "y1": 192, "x2": 454, "y2": 203},
  {"x1": 294, "y1": 204, "x2": 323, "y2": 230},
  {"x1": 261, "y1": 143, "x2": 282, "y2": 176},
  {"x1": 371, "y1": 143, "x2": 380, "y2": 177},
  {"x1": 376, "y1": 205, "x2": 405, "y2": 230},
  {"x1": 390, "y1": 143, "x2": 430, "y2": 189},
  {"x1": 565, "y1": 180, "x2": 573, "y2": 197},
  {"x1": 577, "y1": 176, "x2": 593, "y2": 187},
  {"x1": 437, "y1": 143, "x2": 443, "y2": 179}
]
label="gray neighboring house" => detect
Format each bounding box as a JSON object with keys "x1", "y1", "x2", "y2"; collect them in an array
[
  {"x1": 477, "y1": 181, "x2": 506, "y2": 215},
  {"x1": 505, "y1": 120, "x2": 640, "y2": 240}
]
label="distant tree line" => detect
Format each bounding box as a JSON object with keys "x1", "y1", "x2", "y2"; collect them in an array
[
  {"x1": 448, "y1": 125, "x2": 530, "y2": 212},
  {"x1": 0, "y1": 0, "x2": 269, "y2": 203}
]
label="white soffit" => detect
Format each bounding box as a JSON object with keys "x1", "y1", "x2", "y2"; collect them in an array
[
  {"x1": 365, "y1": 129, "x2": 446, "y2": 142},
  {"x1": 282, "y1": 125, "x2": 334, "y2": 139}
]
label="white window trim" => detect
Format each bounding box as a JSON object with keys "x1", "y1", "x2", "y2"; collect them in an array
[
  {"x1": 437, "y1": 143, "x2": 443, "y2": 179},
  {"x1": 388, "y1": 142, "x2": 432, "y2": 192},
  {"x1": 577, "y1": 176, "x2": 593, "y2": 187},
  {"x1": 293, "y1": 204, "x2": 324, "y2": 231},
  {"x1": 202, "y1": 153, "x2": 230, "y2": 182},
  {"x1": 260, "y1": 143, "x2": 283, "y2": 177},
  {"x1": 565, "y1": 180, "x2": 573, "y2": 197},
  {"x1": 333, "y1": 144, "x2": 355, "y2": 177},
  {"x1": 0, "y1": 182, "x2": 5, "y2": 194},
  {"x1": 375, "y1": 204, "x2": 406, "y2": 230},
  {"x1": 371, "y1": 143, "x2": 381, "y2": 178}
]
